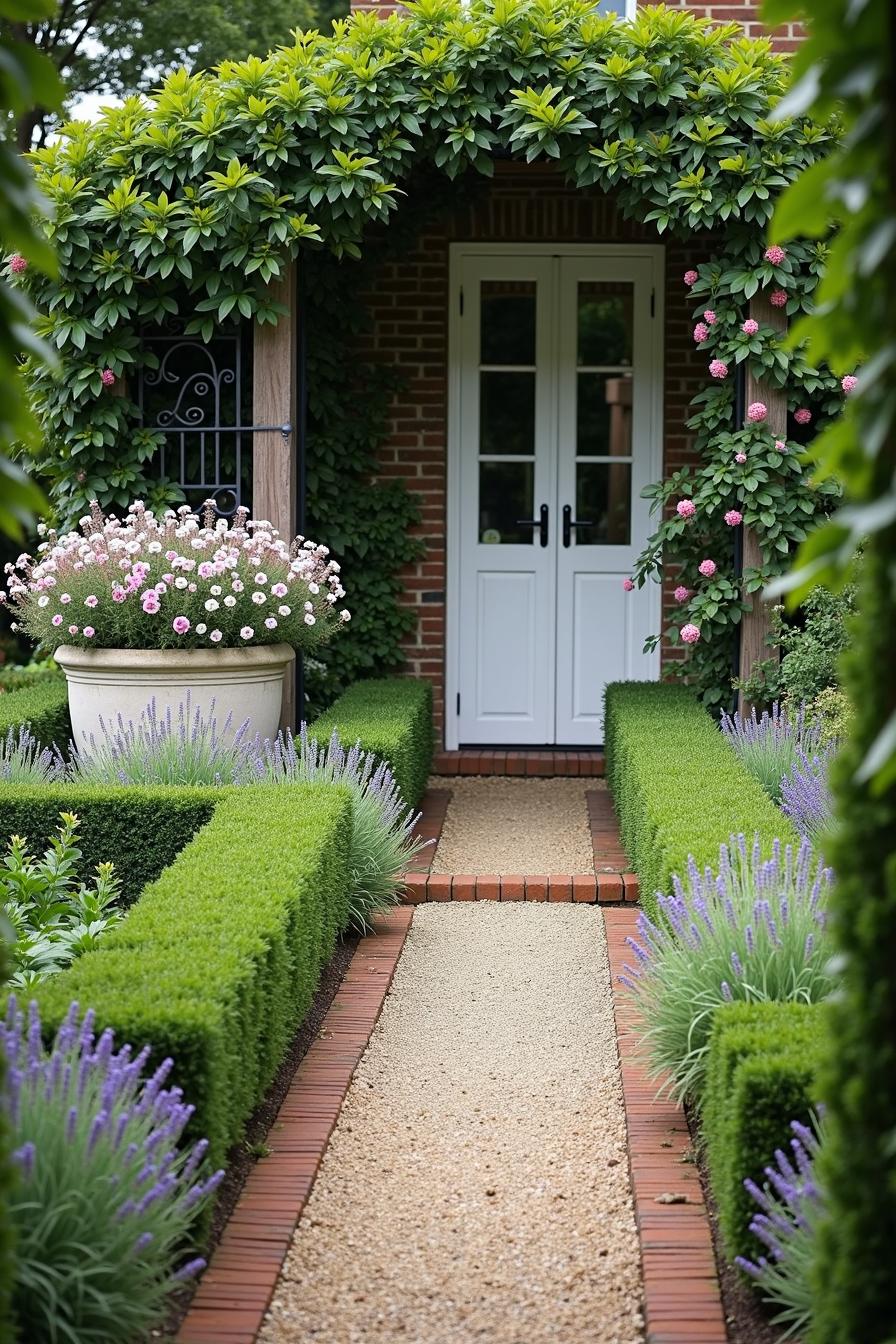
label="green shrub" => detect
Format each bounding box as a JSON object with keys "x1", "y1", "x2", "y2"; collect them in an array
[
  {"x1": 0, "y1": 785, "x2": 217, "y2": 905},
  {"x1": 703, "y1": 1000, "x2": 826, "y2": 1263},
  {"x1": 0, "y1": 938, "x2": 13, "y2": 1340},
  {"x1": 0, "y1": 662, "x2": 60, "y2": 693},
  {"x1": 604, "y1": 682, "x2": 800, "y2": 920},
  {"x1": 309, "y1": 676, "x2": 433, "y2": 806},
  {"x1": 0, "y1": 678, "x2": 69, "y2": 752},
  {"x1": 24, "y1": 784, "x2": 352, "y2": 1168}
]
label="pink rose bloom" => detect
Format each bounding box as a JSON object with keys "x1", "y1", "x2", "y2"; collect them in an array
[
  {"x1": 709, "y1": 359, "x2": 728, "y2": 379},
  {"x1": 172, "y1": 616, "x2": 190, "y2": 635},
  {"x1": 794, "y1": 408, "x2": 812, "y2": 425},
  {"x1": 770, "y1": 288, "x2": 787, "y2": 308},
  {"x1": 693, "y1": 323, "x2": 709, "y2": 342},
  {"x1": 51, "y1": 614, "x2": 63, "y2": 627},
  {"x1": 747, "y1": 402, "x2": 767, "y2": 422},
  {"x1": 9, "y1": 254, "x2": 27, "y2": 275},
  {"x1": 83, "y1": 626, "x2": 95, "y2": 638},
  {"x1": 698, "y1": 559, "x2": 717, "y2": 577},
  {"x1": 680, "y1": 623, "x2": 701, "y2": 645},
  {"x1": 774, "y1": 439, "x2": 787, "y2": 453},
  {"x1": 724, "y1": 510, "x2": 743, "y2": 527},
  {"x1": 735, "y1": 452, "x2": 748, "y2": 464},
  {"x1": 703, "y1": 310, "x2": 717, "y2": 325},
  {"x1": 741, "y1": 319, "x2": 759, "y2": 336},
  {"x1": 622, "y1": 578, "x2": 634, "y2": 591},
  {"x1": 841, "y1": 374, "x2": 858, "y2": 394},
  {"x1": 673, "y1": 585, "x2": 691, "y2": 603},
  {"x1": 100, "y1": 368, "x2": 116, "y2": 387},
  {"x1": 676, "y1": 499, "x2": 696, "y2": 519},
  {"x1": 240, "y1": 626, "x2": 254, "y2": 640},
  {"x1": 764, "y1": 245, "x2": 786, "y2": 265},
  {"x1": 684, "y1": 269, "x2": 698, "y2": 287},
  {"x1": 68, "y1": 624, "x2": 79, "y2": 636}
]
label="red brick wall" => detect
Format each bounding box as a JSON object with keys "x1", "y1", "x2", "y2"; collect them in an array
[{"x1": 354, "y1": 166, "x2": 713, "y2": 743}]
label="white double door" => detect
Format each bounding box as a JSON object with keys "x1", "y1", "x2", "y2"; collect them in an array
[{"x1": 448, "y1": 246, "x2": 663, "y2": 747}]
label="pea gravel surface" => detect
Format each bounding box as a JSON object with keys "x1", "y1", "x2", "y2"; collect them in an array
[
  {"x1": 260, "y1": 904, "x2": 644, "y2": 1344},
  {"x1": 429, "y1": 776, "x2": 597, "y2": 875}
]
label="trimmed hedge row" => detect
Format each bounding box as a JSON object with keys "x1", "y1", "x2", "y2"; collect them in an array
[
  {"x1": 0, "y1": 785, "x2": 217, "y2": 904},
  {"x1": 0, "y1": 938, "x2": 13, "y2": 1340},
  {"x1": 604, "y1": 682, "x2": 800, "y2": 920},
  {"x1": 0, "y1": 676, "x2": 69, "y2": 750},
  {"x1": 703, "y1": 1000, "x2": 826, "y2": 1263},
  {"x1": 310, "y1": 676, "x2": 433, "y2": 806},
  {"x1": 24, "y1": 783, "x2": 353, "y2": 1168}
]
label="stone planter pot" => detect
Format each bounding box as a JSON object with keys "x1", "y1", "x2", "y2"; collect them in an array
[{"x1": 55, "y1": 644, "x2": 296, "y2": 752}]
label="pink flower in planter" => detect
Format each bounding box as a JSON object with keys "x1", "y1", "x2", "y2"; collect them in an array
[
  {"x1": 747, "y1": 402, "x2": 768, "y2": 422},
  {"x1": 209, "y1": 629, "x2": 222, "y2": 643},
  {"x1": 841, "y1": 374, "x2": 858, "y2": 394},
  {"x1": 304, "y1": 613, "x2": 316, "y2": 626},
  {"x1": 693, "y1": 323, "x2": 709, "y2": 342},
  {"x1": 9, "y1": 254, "x2": 27, "y2": 275},
  {"x1": 142, "y1": 594, "x2": 159, "y2": 614},
  {"x1": 735, "y1": 452, "x2": 748, "y2": 464},
  {"x1": 340, "y1": 610, "x2": 351, "y2": 623},
  {"x1": 774, "y1": 439, "x2": 787, "y2": 453},
  {"x1": 703, "y1": 309, "x2": 717, "y2": 325},
  {"x1": 84, "y1": 594, "x2": 98, "y2": 608},
  {"x1": 764, "y1": 245, "x2": 786, "y2": 265},
  {"x1": 709, "y1": 359, "x2": 729, "y2": 379},
  {"x1": 741, "y1": 318, "x2": 759, "y2": 335},
  {"x1": 100, "y1": 368, "x2": 116, "y2": 387},
  {"x1": 60, "y1": 593, "x2": 71, "y2": 605},
  {"x1": 673, "y1": 585, "x2": 691, "y2": 602},
  {"x1": 172, "y1": 616, "x2": 190, "y2": 635},
  {"x1": 264, "y1": 616, "x2": 278, "y2": 630},
  {"x1": 794, "y1": 408, "x2": 812, "y2": 425},
  {"x1": 240, "y1": 625, "x2": 254, "y2": 640},
  {"x1": 271, "y1": 582, "x2": 288, "y2": 598},
  {"x1": 83, "y1": 626, "x2": 95, "y2": 638},
  {"x1": 684, "y1": 270, "x2": 699, "y2": 287},
  {"x1": 622, "y1": 578, "x2": 635, "y2": 591},
  {"x1": 724, "y1": 509, "x2": 743, "y2": 526},
  {"x1": 680, "y1": 623, "x2": 701, "y2": 645},
  {"x1": 68, "y1": 624, "x2": 79, "y2": 636},
  {"x1": 676, "y1": 499, "x2": 696, "y2": 519},
  {"x1": 770, "y1": 288, "x2": 788, "y2": 308},
  {"x1": 51, "y1": 614, "x2": 63, "y2": 627},
  {"x1": 698, "y1": 559, "x2": 717, "y2": 577}
]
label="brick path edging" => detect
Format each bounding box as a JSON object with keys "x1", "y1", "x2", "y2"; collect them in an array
[
  {"x1": 434, "y1": 748, "x2": 605, "y2": 777},
  {"x1": 605, "y1": 908, "x2": 728, "y2": 1344},
  {"x1": 175, "y1": 908, "x2": 414, "y2": 1344}
]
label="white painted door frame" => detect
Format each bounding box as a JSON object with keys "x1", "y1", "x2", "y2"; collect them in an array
[{"x1": 445, "y1": 243, "x2": 664, "y2": 750}]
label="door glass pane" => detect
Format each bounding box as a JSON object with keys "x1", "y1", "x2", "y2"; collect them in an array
[
  {"x1": 480, "y1": 371, "x2": 535, "y2": 455},
  {"x1": 481, "y1": 280, "x2": 536, "y2": 365},
  {"x1": 479, "y1": 461, "x2": 534, "y2": 545},
  {"x1": 577, "y1": 282, "x2": 633, "y2": 366},
  {"x1": 575, "y1": 463, "x2": 631, "y2": 546},
  {"x1": 577, "y1": 372, "x2": 633, "y2": 458}
]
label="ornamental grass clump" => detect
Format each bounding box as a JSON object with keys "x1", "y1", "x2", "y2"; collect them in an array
[
  {"x1": 0, "y1": 723, "x2": 64, "y2": 783},
  {"x1": 720, "y1": 702, "x2": 822, "y2": 803},
  {"x1": 736, "y1": 1115, "x2": 825, "y2": 1340},
  {"x1": 622, "y1": 836, "x2": 835, "y2": 1102},
  {"x1": 1, "y1": 498, "x2": 350, "y2": 651},
  {"x1": 780, "y1": 744, "x2": 837, "y2": 848},
  {"x1": 2, "y1": 998, "x2": 223, "y2": 1344}
]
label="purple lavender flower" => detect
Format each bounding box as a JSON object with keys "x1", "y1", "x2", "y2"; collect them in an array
[
  {"x1": 721, "y1": 701, "x2": 823, "y2": 802},
  {"x1": 781, "y1": 743, "x2": 837, "y2": 846}
]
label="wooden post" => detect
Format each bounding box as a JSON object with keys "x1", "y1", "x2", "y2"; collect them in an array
[
  {"x1": 738, "y1": 293, "x2": 787, "y2": 713},
  {"x1": 253, "y1": 262, "x2": 298, "y2": 731}
]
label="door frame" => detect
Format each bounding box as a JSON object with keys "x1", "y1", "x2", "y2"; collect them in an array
[{"x1": 444, "y1": 242, "x2": 665, "y2": 751}]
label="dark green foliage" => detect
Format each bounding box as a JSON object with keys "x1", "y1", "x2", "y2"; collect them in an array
[
  {"x1": 0, "y1": 936, "x2": 14, "y2": 1340},
  {"x1": 310, "y1": 677, "x2": 434, "y2": 806},
  {"x1": 24, "y1": 784, "x2": 353, "y2": 1168},
  {"x1": 811, "y1": 538, "x2": 896, "y2": 1344},
  {"x1": 0, "y1": 785, "x2": 216, "y2": 905},
  {"x1": 703, "y1": 1000, "x2": 826, "y2": 1263},
  {"x1": 604, "y1": 681, "x2": 799, "y2": 920},
  {"x1": 0, "y1": 677, "x2": 70, "y2": 751}
]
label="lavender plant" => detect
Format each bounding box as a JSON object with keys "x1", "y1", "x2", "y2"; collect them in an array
[
  {"x1": 736, "y1": 1115, "x2": 825, "y2": 1340},
  {"x1": 720, "y1": 702, "x2": 823, "y2": 803},
  {"x1": 2, "y1": 998, "x2": 223, "y2": 1343},
  {"x1": 621, "y1": 836, "x2": 835, "y2": 1101},
  {"x1": 780, "y1": 744, "x2": 837, "y2": 847},
  {"x1": 0, "y1": 723, "x2": 64, "y2": 784}
]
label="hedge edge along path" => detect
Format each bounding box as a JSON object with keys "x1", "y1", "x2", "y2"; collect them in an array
[{"x1": 310, "y1": 676, "x2": 434, "y2": 806}]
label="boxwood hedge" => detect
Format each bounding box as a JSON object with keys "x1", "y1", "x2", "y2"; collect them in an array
[
  {"x1": 22, "y1": 783, "x2": 353, "y2": 1168},
  {"x1": 604, "y1": 682, "x2": 800, "y2": 920},
  {"x1": 0, "y1": 676, "x2": 69, "y2": 751},
  {"x1": 310, "y1": 676, "x2": 433, "y2": 806}
]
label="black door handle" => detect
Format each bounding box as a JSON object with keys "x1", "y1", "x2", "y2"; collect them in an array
[
  {"x1": 562, "y1": 504, "x2": 593, "y2": 547},
  {"x1": 515, "y1": 503, "x2": 549, "y2": 547}
]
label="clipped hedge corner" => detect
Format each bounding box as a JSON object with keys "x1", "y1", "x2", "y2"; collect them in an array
[
  {"x1": 309, "y1": 676, "x2": 433, "y2": 806},
  {"x1": 604, "y1": 682, "x2": 800, "y2": 920},
  {"x1": 0, "y1": 676, "x2": 70, "y2": 751}
]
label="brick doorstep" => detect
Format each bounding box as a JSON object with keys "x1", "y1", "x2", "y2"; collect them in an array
[
  {"x1": 175, "y1": 908, "x2": 414, "y2": 1344},
  {"x1": 605, "y1": 909, "x2": 728, "y2": 1344}
]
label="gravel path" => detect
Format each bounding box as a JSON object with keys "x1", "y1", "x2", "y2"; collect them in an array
[
  {"x1": 261, "y1": 905, "x2": 644, "y2": 1344},
  {"x1": 430, "y1": 777, "x2": 597, "y2": 875}
]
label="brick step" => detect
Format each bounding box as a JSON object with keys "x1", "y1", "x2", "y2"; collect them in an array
[
  {"x1": 433, "y1": 749, "x2": 605, "y2": 778},
  {"x1": 402, "y1": 872, "x2": 639, "y2": 904}
]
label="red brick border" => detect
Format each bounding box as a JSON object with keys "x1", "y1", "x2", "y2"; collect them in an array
[
  {"x1": 176, "y1": 908, "x2": 414, "y2": 1344},
  {"x1": 434, "y1": 749, "x2": 605, "y2": 777},
  {"x1": 605, "y1": 908, "x2": 727, "y2": 1344}
]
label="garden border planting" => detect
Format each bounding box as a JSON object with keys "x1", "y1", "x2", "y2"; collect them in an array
[
  {"x1": 604, "y1": 682, "x2": 800, "y2": 919},
  {"x1": 310, "y1": 677, "x2": 433, "y2": 806},
  {"x1": 0, "y1": 675, "x2": 70, "y2": 750}
]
